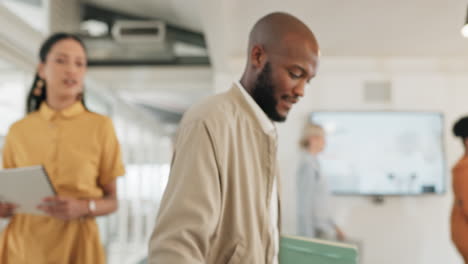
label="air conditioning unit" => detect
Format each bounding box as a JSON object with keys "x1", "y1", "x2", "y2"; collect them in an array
[{"x1": 111, "y1": 20, "x2": 166, "y2": 43}]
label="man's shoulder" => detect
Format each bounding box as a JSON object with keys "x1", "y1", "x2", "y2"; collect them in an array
[{"x1": 181, "y1": 88, "x2": 241, "y2": 127}]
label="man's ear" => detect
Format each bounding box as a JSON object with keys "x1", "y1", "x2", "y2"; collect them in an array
[
  {"x1": 464, "y1": 137, "x2": 468, "y2": 148},
  {"x1": 250, "y1": 44, "x2": 267, "y2": 70}
]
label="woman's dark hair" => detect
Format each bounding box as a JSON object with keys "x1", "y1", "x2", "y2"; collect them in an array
[
  {"x1": 26, "y1": 32, "x2": 87, "y2": 113},
  {"x1": 453, "y1": 116, "x2": 468, "y2": 141}
]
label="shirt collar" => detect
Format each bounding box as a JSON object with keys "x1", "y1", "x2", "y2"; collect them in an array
[
  {"x1": 39, "y1": 101, "x2": 85, "y2": 121},
  {"x1": 235, "y1": 81, "x2": 276, "y2": 135}
]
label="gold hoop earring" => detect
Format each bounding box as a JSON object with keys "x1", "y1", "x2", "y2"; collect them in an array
[{"x1": 33, "y1": 79, "x2": 44, "y2": 96}]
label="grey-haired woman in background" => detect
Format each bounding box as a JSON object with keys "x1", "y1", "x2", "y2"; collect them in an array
[{"x1": 296, "y1": 123, "x2": 345, "y2": 241}]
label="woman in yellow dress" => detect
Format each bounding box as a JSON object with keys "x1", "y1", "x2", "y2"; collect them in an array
[
  {"x1": 452, "y1": 116, "x2": 468, "y2": 263},
  {"x1": 0, "y1": 33, "x2": 125, "y2": 263}
]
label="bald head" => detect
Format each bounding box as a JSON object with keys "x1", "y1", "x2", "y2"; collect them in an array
[
  {"x1": 248, "y1": 12, "x2": 319, "y2": 59},
  {"x1": 240, "y1": 12, "x2": 320, "y2": 122}
]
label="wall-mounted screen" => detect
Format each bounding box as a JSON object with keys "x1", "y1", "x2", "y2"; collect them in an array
[{"x1": 311, "y1": 111, "x2": 446, "y2": 195}]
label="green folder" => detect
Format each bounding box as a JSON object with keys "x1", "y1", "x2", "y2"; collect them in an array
[{"x1": 280, "y1": 235, "x2": 358, "y2": 264}]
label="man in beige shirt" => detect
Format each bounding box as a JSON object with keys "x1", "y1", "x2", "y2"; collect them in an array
[{"x1": 148, "y1": 12, "x2": 319, "y2": 264}]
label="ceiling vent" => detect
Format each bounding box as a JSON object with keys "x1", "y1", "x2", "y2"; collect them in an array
[
  {"x1": 79, "y1": 4, "x2": 209, "y2": 66},
  {"x1": 112, "y1": 20, "x2": 166, "y2": 43}
]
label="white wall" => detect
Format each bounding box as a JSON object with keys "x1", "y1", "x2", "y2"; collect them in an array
[
  {"x1": 274, "y1": 57, "x2": 468, "y2": 264},
  {"x1": 0, "y1": 70, "x2": 30, "y2": 136}
]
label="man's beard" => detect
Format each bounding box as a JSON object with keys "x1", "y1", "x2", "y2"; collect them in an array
[{"x1": 251, "y1": 62, "x2": 286, "y2": 122}]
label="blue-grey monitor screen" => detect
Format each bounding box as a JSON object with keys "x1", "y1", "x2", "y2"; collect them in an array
[{"x1": 310, "y1": 111, "x2": 446, "y2": 195}]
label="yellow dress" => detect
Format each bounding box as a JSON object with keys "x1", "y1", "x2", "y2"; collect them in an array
[{"x1": 0, "y1": 102, "x2": 125, "y2": 264}]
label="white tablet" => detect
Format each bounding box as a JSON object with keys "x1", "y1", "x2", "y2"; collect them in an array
[{"x1": 0, "y1": 165, "x2": 56, "y2": 215}]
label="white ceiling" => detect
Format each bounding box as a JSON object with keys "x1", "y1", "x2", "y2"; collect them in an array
[
  {"x1": 5, "y1": 0, "x2": 468, "y2": 115},
  {"x1": 199, "y1": 0, "x2": 468, "y2": 72},
  {"x1": 84, "y1": 0, "x2": 468, "y2": 110},
  {"x1": 225, "y1": 0, "x2": 468, "y2": 58},
  {"x1": 87, "y1": 0, "x2": 468, "y2": 60},
  {"x1": 5, "y1": 0, "x2": 468, "y2": 66}
]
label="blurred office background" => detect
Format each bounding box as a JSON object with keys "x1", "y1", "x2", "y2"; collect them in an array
[{"x1": 2, "y1": 0, "x2": 468, "y2": 263}]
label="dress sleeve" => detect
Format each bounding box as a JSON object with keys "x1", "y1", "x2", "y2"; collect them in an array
[
  {"x1": 2, "y1": 127, "x2": 17, "y2": 169},
  {"x1": 98, "y1": 117, "x2": 125, "y2": 186}
]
